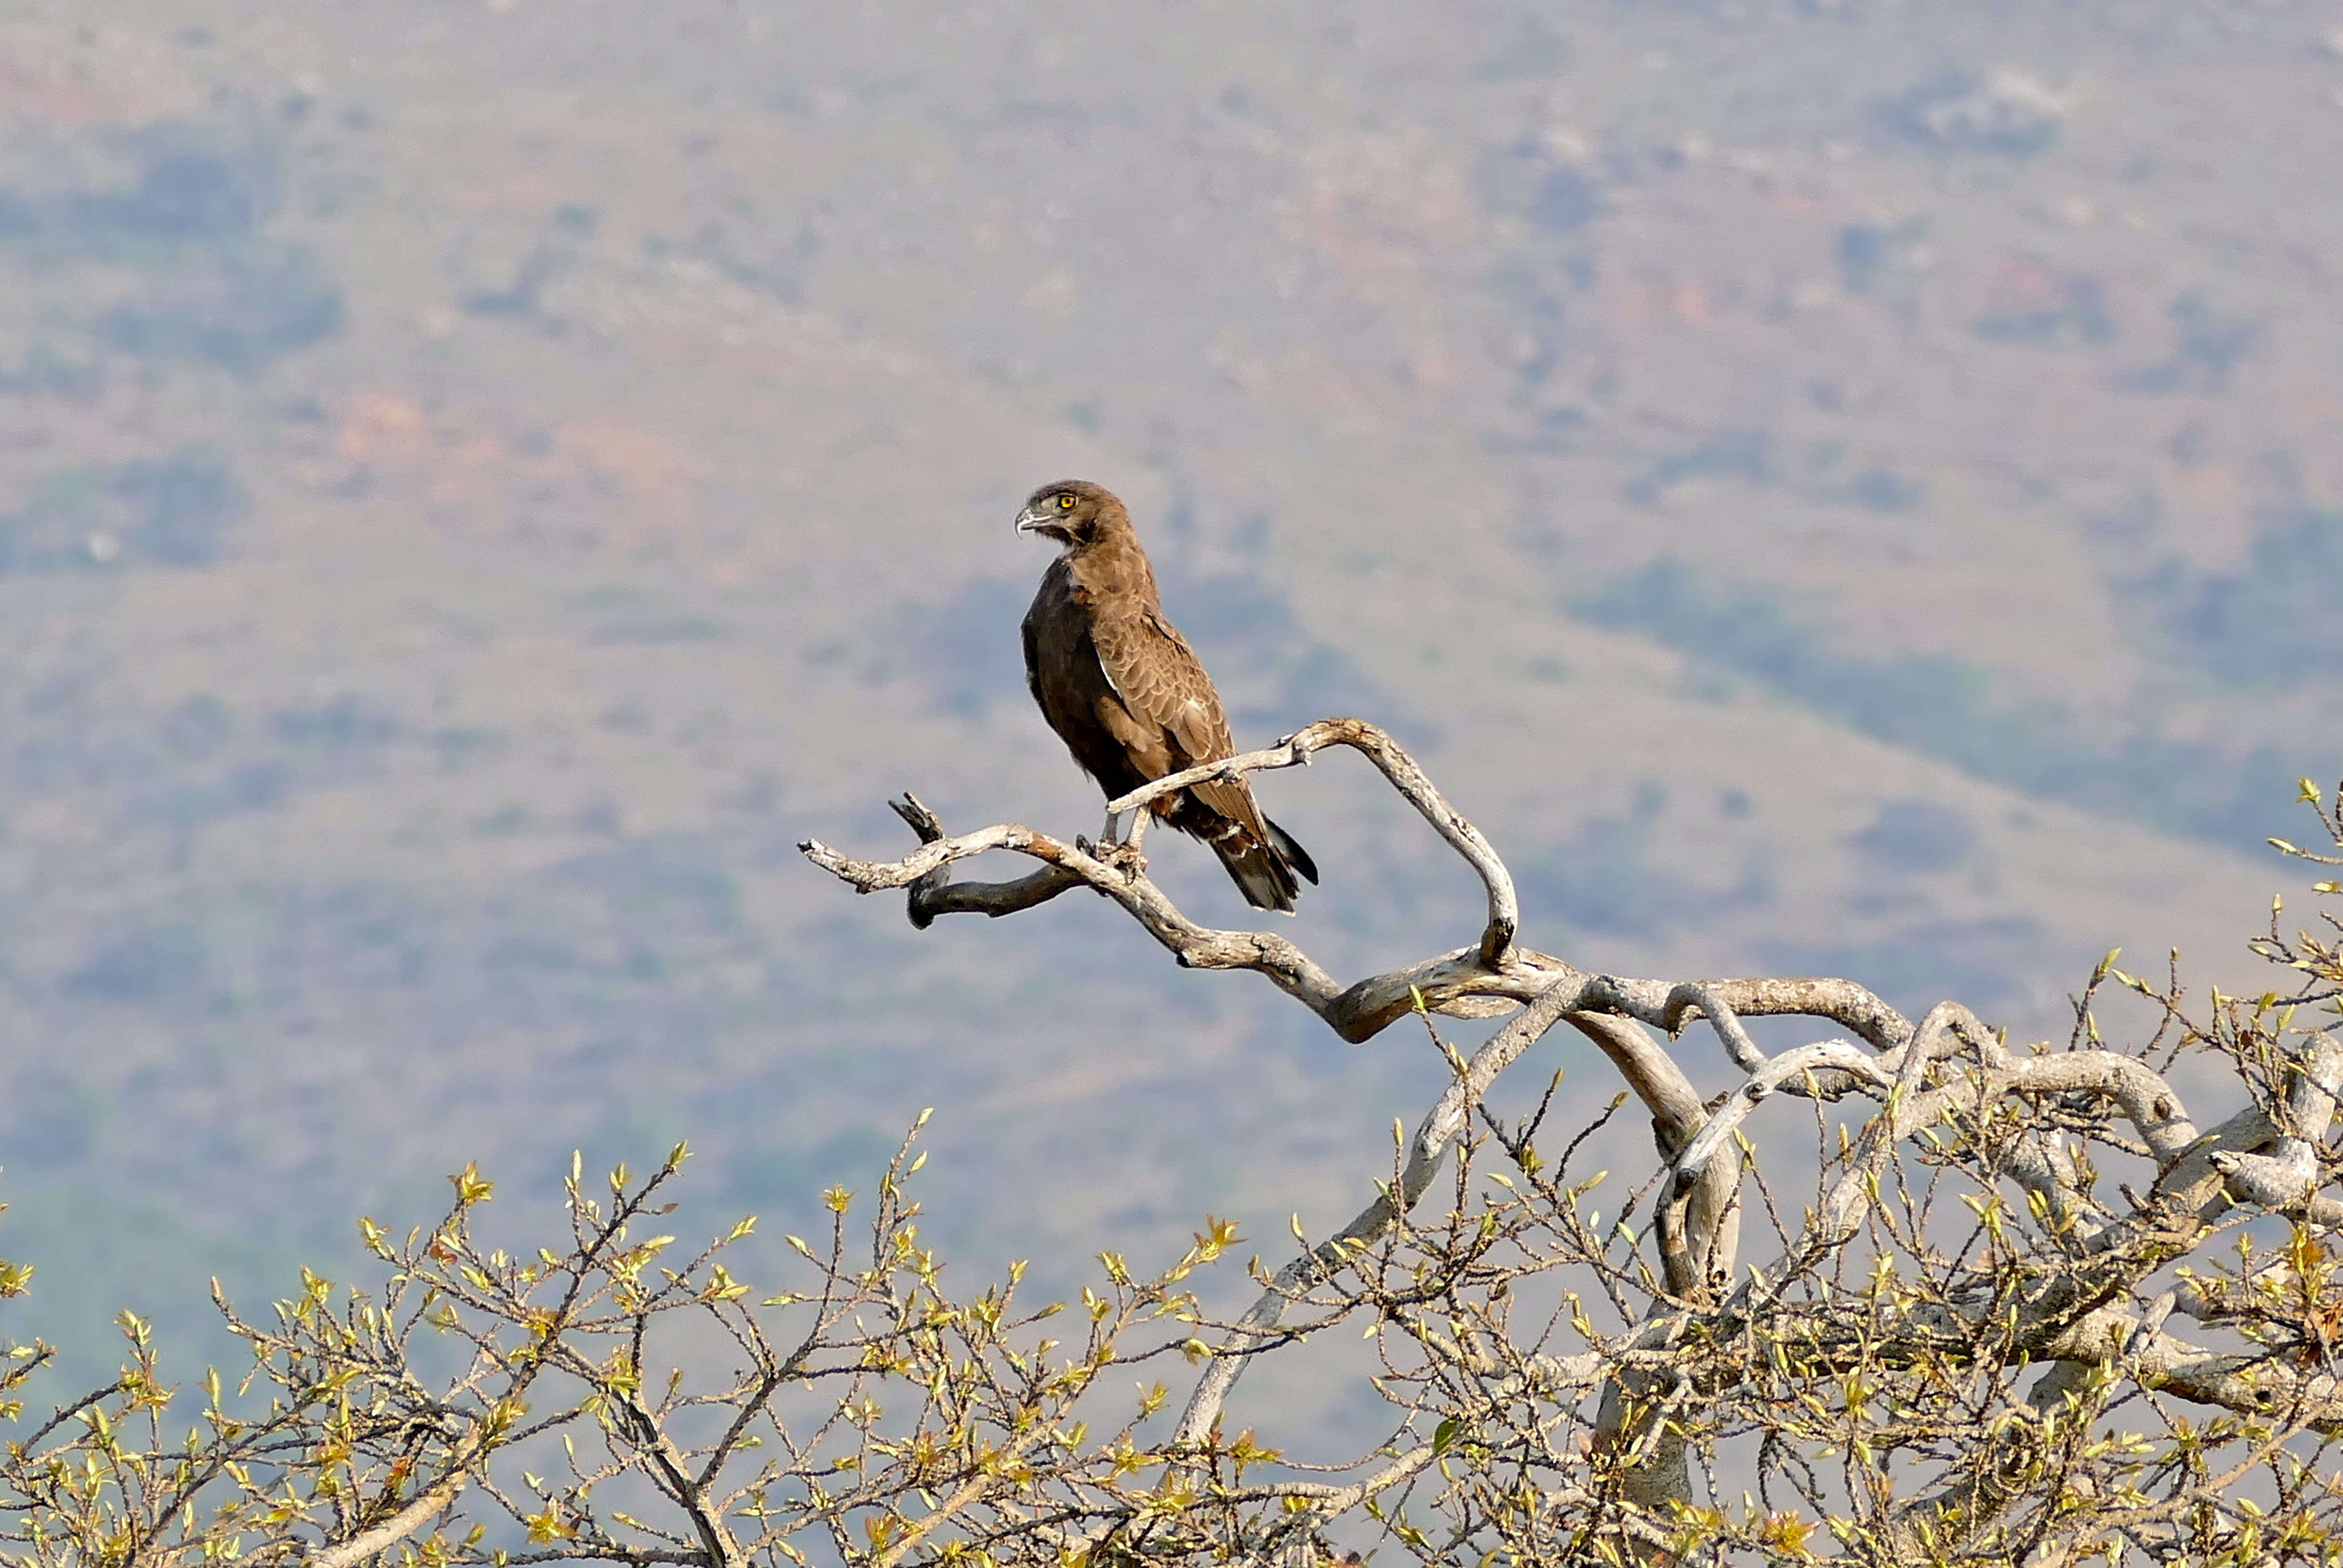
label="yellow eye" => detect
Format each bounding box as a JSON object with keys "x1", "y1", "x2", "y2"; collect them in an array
[{"x1": 1057, "y1": 493, "x2": 1077, "y2": 510}]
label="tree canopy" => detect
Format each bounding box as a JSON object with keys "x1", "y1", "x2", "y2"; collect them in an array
[{"x1": 6, "y1": 727, "x2": 2343, "y2": 1567}]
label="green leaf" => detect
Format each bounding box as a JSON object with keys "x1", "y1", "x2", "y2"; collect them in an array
[{"x1": 450, "y1": 1163, "x2": 495, "y2": 1206}]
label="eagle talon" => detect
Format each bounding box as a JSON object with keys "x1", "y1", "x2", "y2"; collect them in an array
[{"x1": 1098, "y1": 840, "x2": 1148, "y2": 878}]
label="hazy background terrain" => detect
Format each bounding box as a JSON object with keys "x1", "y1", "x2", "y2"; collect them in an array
[{"x1": 0, "y1": 0, "x2": 2339, "y2": 1442}]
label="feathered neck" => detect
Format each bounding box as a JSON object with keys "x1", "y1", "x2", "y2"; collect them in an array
[{"x1": 1064, "y1": 506, "x2": 1161, "y2": 608}]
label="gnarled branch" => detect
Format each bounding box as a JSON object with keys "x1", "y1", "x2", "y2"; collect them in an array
[{"x1": 802, "y1": 715, "x2": 2343, "y2": 1557}]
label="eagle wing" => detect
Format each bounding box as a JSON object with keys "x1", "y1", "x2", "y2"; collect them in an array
[
  {"x1": 1090, "y1": 609, "x2": 1262, "y2": 828},
  {"x1": 1030, "y1": 557, "x2": 1313, "y2": 912}
]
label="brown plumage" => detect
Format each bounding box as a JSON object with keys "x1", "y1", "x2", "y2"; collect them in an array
[{"x1": 1016, "y1": 479, "x2": 1317, "y2": 912}]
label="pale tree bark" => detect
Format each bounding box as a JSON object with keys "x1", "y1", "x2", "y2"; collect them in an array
[
  {"x1": 13, "y1": 725, "x2": 2335, "y2": 1568},
  {"x1": 798, "y1": 724, "x2": 2343, "y2": 1563}
]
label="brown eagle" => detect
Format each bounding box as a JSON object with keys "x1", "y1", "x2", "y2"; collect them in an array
[{"x1": 1016, "y1": 479, "x2": 1317, "y2": 912}]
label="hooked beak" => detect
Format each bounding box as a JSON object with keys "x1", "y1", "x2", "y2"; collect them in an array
[{"x1": 1014, "y1": 503, "x2": 1049, "y2": 535}]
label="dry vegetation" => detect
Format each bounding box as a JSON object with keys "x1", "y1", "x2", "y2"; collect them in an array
[{"x1": 5, "y1": 728, "x2": 2341, "y2": 1566}]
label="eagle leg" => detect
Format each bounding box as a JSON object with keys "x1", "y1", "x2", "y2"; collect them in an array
[
  {"x1": 1078, "y1": 820, "x2": 1149, "y2": 880},
  {"x1": 1109, "y1": 805, "x2": 1153, "y2": 853}
]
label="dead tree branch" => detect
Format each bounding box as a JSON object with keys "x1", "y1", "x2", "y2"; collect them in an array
[
  {"x1": 20, "y1": 724, "x2": 2333, "y2": 1568},
  {"x1": 802, "y1": 719, "x2": 1911, "y2": 1050},
  {"x1": 794, "y1": 720, "x2": 2343, "y2": 1563}
]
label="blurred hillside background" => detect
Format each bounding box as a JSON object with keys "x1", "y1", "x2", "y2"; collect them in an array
[{"x1": 1, "y1": 0, "x2": 2340, "y2": 1432}]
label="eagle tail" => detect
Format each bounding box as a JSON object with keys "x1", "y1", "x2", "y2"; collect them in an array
[
  {"x1": 1267, "y1": 815, "x2": 1318, "y2": 887},
  {"x1": 1212, "y1": 815, "x2": 1316, "y2": 914}
]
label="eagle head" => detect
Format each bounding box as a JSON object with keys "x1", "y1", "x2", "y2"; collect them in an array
[{"x1": 1014, "y1": 479, "x2": 1121, "y2": 548}]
